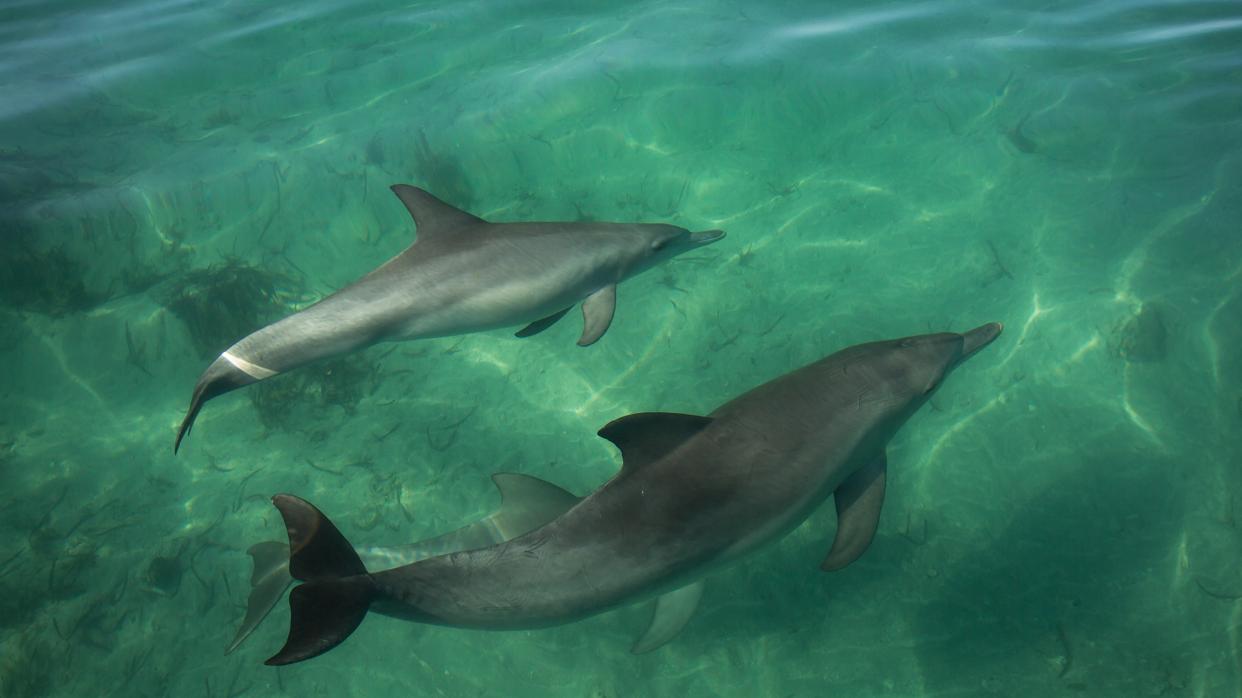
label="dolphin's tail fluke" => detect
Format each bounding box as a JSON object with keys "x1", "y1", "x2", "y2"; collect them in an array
[
  {"x1": 265, "y1": 494, "x2": 375, "y2": 666},
  {"x1": 174, "y1": 355, "x2": 261, "y2": 454},
  {"x1": 173, "y1": 381, "x2": 209, "y2": 454},
  {"x1": 225, "y1": 541, "x2": 293, "y2": 656}
]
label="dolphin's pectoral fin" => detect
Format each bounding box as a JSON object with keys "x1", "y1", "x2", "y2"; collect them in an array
[
  {"x1": 390, "y1": 184, "x2": 485, "y2": 237},
  {"x1": 598, "y1": 412, "x2": 714, "y2": 473},
  {"x1": 515, "y1": 307, "x2": 572, "y2": 338},
  {"x1": 226, "y1": 541, "x2": 294, "y2": 655},
  {"x1": 821, "y1": 451, "x2": 888, "y2": 572},
  {"x1": 632, "y1": 581, "x2": 705, "y2": 654},
  {"x1": 490, "y1": 473, "x2": 581, "y2": 539},
  {"x1": 578, "y1": 284, "x2": 616, "y2": 346}
]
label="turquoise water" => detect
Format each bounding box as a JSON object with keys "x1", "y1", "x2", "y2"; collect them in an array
[{"x1": 2, "y1": 0, "x2": 1241, "y2": 695}]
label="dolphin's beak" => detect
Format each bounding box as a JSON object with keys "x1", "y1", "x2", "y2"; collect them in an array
[
  {"x1": 960, "y1": 322, "x2": 1003, "y2": 360},
  {"x1": 688, "y1": 229, "x2": 725, "y2": 247}
]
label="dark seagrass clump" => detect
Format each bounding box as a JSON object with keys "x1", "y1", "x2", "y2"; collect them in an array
[
  {"x1": 161, "y1": 258, "x2": 290, "y2": 359},
  {"x1": 0, "y1": 242, "x2": 105, "y2": 316},
  {"x1": 0, "y1": 630, "x2": 54, "y2": 698},
  {"x1": 249, "y1": 356, "x2": 378, "y2": 432},
  {"x1": 146, "y1": 553, "x2": 183, "y2": 596}
]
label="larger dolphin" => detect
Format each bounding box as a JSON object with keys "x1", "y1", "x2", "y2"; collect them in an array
[
  {"x1": 174, "y1": 185, "x2": 724, "y2": 452},
  {"x1": 259, "y1": 323, "x2": 1003, "y2": 664}
]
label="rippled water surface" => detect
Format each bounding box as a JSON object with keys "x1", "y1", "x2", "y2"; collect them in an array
[{"x1": 2, "y1": 1, "x2": 1241, "y2": 696}]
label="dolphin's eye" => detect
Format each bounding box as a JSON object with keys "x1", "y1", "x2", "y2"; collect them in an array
[{"x1": 652, "y1": 240, "x2": 669, "y2": 252}]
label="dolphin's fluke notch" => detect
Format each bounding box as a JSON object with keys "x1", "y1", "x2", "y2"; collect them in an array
[{"x1": 266, "y1": 495, "x2": 374, "y2": 666}]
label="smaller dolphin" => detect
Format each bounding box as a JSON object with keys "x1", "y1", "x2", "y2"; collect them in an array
[
  {"x1": 258, "y1": 323, "x2": 1003, "y2": 664},
  {"x1": 174, "y1": 185, "x2": 724, "y2": 452}
]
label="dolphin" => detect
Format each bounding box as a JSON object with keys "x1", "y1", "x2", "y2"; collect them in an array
[
  {"x1": 174, "y1": 185, "x2": 725, "y2": 452},
  {"x1": 261, "y1": 323, "x2": 1003, "y2": 664}
]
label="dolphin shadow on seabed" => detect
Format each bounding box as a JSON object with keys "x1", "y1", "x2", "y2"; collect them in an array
[{"x1": 909, "y1": 439, "x2": 1188, "y2": 694}]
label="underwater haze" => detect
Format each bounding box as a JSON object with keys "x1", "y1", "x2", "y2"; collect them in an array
[{"x1": 2, "y1": 0, "x2": 1241, "y2": 696}]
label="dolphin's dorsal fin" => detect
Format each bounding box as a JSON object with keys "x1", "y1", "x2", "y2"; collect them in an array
[
  {"x1": 632, "y1": 580, "x2": 705, "y2": 654},
  {"x1": 490, "y1": 472, "x2": 580, "y2": 539},
  {"x1": 390, "y1": 184, "x2": 485, "y2": 237},
  {"x1": 598, "y1": 412, "x2": 713, "y2": 473},
  {"x1": 821, "y1": 451, "x2": 887, "y2": 572}
]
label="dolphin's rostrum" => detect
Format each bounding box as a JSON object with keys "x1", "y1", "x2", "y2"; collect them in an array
[
  {"x1": 259, "y1": 323, "x2": 1003, "y2": 664},
  {"x1": 174, "y1": 185, "x2": 724, "y2": 452}
]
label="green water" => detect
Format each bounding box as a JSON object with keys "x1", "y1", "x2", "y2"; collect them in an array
[{"x1": 2, "y1": 0, "x2": 1241, "y2": 695}]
